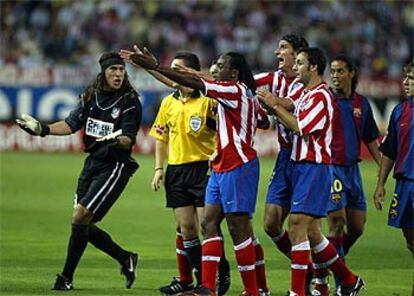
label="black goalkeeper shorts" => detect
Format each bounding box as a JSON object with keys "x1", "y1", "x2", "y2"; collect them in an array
[
  {"x1": 164, "y1": 161, "x2": 209, "y2": 209},
  {"x1": 75, "y1": 156, "x2": 136, "y2": 222}
]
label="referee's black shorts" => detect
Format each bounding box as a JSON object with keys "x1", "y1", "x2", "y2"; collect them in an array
[
  {"x1": 165, "y1": 161, "x2": 209, "y2": 209},
  {"x1": 75, "y1": 156, "x2": 137, "y2": 222}
]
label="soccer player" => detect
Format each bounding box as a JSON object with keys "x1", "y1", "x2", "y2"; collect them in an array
[
  {"x1": 374, "y1": 59, "x2": 414, "y2": 254},
  {"x1": 16, "y1": 52, "x2": 142, "y2": 290},
  {"x1": 259, "y1": 48, "x2": 364, "y2": 296},
  {"x1": 121, "y1": 47, "x2": 269, "y2": 296},
  {"x1": 146, "y1": 52, "x2": 230, "y2": 295},
  {"x1": 255, "y1": 34, "x2": 314, "y2": 294},
  {"x1": 312, "y1": 55, "x2": 381, "y2": 295}
]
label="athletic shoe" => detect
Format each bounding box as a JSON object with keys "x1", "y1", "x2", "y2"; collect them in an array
[
  {"x1": 305, "y1": 270, "x2": 314, "y2": 296},
  {"x1": 239, "y1": 291, "x2": 253, "y2": 296},
  {"x1": 217, "y1": 259, "x2": 231, "y2": 295},
  {"x1": 120, "y1": 252, "x2": 138, "y2": 288},
  {"x1": 179, "y1": 285, "x2": 217, "y2": 296},
  {"x1": 159, "y1": 277, "x2": 194, "y2": 295},
  {"x1": 340, "y1": 277, "x2": 365, "y2": 296},
  {"x1": 258, "y1": 288, "x2": 271, "y2": 296},
  {"x1": 335, "y1": 287, "x2": 341, "y2": 296},
  {"x1": 286, "y1": 291, "x2": 299, "y2": 296},
  {"x1": 311, "y1": 284, "x2": 330, "y2": 296},
  {"x1": 52, "y1": 274, "x2": 73, "y2": 291}
]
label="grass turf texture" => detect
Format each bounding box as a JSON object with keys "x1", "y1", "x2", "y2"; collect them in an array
[{"x1": 0, "y1": 152, "x2": 411, "y2": 295}]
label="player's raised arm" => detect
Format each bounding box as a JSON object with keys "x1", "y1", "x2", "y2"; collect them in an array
[{"x1": 120, "y1": 46, "x2": 205, "y2": 92}]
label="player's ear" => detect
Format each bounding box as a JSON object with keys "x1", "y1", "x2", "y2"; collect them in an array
[
  {"x1": 310, "y1": 64, "x2": 318, "y2": 73},
  {"x1": 231, "y1": 69, "x2": 238, "y2": 79}
]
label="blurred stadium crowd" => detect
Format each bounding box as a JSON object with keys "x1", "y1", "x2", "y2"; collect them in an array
[{"x1": 1, "y1": 0, "x2": 413, "y2": 77}]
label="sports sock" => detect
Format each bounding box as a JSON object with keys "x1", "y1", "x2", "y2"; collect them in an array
[
  {"x1": 234, "y1": 238, "x2": 258, "y2": 295},
  {"x1": 253, "y1": 237, "x2": 269, "y2": 292},
  {"x1": 202, "y1": 237, "x2": 223, "y2": 291},
  {"x1": 312, "y1": 236, "x2": 356, "y2": 287},
  {"x1": 272, "y1": 229, "x2": 292, "y2": 258},
  {"x1": 176, "y1": 233, "x2": 193, "y2": 284},
  {"x1": 62, "y1": 224, "x2": 89, "y2": 280},
  {"x1": 88, "y1": 225, "x2": 130, "y2": 264},
  {"x1": 183, "y1": 237, "x2": 202, "y2": 285},
  {"x1": 328, "y1": 236, "x2": 345, "y2": 288},
  {"x1": 291, "y1": 241, "x2": 310, "y2": 296}
]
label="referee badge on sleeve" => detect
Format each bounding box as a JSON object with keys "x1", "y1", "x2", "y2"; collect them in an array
[{"x1": 189, "y1": 116, "x2": 202, "y2": 132}]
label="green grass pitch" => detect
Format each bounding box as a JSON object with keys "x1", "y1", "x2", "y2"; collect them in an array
[{"x1": 0, "y1": 152, "x2": 412, "y2": 295}]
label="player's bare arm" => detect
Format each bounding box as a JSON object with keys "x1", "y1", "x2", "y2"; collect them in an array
[
  {"x1": 367, "y1": 139, "x2": 381, "y2": 166},
  {"x1": 373, "y1": 155, "x2": 394, "y2": 210},
  {"x1": 121, "y1": 46, "x2": 205, "y2": 92}
]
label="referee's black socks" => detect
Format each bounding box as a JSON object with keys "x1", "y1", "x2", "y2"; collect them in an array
[{"x1": 62, "y1": 224, "x2": 89, "y2": 280}]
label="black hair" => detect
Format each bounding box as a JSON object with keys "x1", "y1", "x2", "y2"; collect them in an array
[
  {"x1": 224, "y1": 52, "x2": 256, "y2": 93},
  {"x1": 404, "y1": 57, "x2": 414, "y2": 74},
  {"x1": 173, "y1": 52, "x2": 201, "y2": 71},
  {"x1": 281, "y1": 34, "x2": 309, "y2": 52},
  {"x1": 331, "y1": 54, "x2": 359, "y2": 92},
  {"x1": 297, "y1": 47, "x2": 327, "y2": 76},
  {"x1": 99, "y1": 51, "x2": 125, "y2": 72},
  {"x1": 81, "y1": 52, "x2": 135, "y2": 102}
]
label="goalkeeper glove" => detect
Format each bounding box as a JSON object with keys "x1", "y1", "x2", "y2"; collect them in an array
[{"x1": 16, "y1": 114, "x2": 50, "y2": 137}]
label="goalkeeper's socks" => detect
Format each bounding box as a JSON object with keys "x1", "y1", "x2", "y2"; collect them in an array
[
  {"x1": 183, "y1": 237, "x2": 202, "y2": 285},
  {"x1": 62, "y1": 224, "x2": 89, "y2": 280},
  {"x1": 88, "y1": 225, "x2": 130, "y2": 264}
]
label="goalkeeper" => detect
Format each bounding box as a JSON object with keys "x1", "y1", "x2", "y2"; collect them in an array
[{"x1": 16, "y1": 52, "x2": 142, "y2": 291}]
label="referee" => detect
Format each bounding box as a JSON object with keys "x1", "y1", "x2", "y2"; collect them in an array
[
  {"x1": 16, "y1": 52, "x2": 142, "y2": 291},
  {"x1": 149, "y1": 52, "x2": 230, "y2": 295}
]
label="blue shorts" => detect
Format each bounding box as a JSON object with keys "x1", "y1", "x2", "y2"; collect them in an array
[
  {"x1": 265, "y1": 147, "x2": 292, "y2": 207},
  {"x1": 327, "y1": 164, "x2": 367, "y2": 213},
  {"x1": 206, "y1": 157, "x2": 259, "y2": 214},
  {"x1": 388, "y1": 178, "x2": 414, "y2": 229},
  {"x1": 290, "y1": 162, "x2": 333, "y2": 217}
]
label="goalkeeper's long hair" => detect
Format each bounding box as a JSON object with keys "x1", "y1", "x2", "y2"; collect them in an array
[
  {"x1": 80, "y1": 70, "x2": 136, "y2": 103},
  {"x1": 224, "y1": 52, "x2": 256, "y2": 94}
]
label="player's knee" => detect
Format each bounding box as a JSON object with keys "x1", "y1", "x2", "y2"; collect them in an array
[
  {"x1": 71, "y1": 205, "x2": 93, "y2": 224},
  {"x1": 180, "y1": 221, "x2": 198, "y2": 238},
  {"x1": 264, "y1": 218, "x2": 282, "y2": 238},
  {"x1": 329, "y1": 215, "x2": 346, "y2": 235}
]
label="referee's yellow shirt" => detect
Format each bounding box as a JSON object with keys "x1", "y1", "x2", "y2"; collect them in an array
[{"x1": 149, "y1": 93, "x2": 217, "y2": 165}]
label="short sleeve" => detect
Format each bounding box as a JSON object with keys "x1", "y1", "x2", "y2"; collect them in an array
[
  {"x1": 201, "y1": 79, "x2": 241, "y2": 108},
  {"x1": 149, "y1": 98, "x2": 169, "y2": 142},
  {"x1": 379, "y1": 107, "x2": 398, "y2": 160},
  {"x1": 119, "y1": 92, "x2": 142, "y2": 143},
  {"x1": 64, "y1": 98, "x2": 87, "y2": 132}
]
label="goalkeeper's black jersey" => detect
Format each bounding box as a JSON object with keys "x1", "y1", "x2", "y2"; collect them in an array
[{"x1": 65, "y1": 89, "x2": 142, "y2": 163}]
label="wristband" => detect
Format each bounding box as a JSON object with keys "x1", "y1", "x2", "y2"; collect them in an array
[
  {"x1": 154, "y1": 167, "x2": 163, "y2": 172},
  {"x1": 40, "y1": 124, "x2": 50, "y2": 137}
]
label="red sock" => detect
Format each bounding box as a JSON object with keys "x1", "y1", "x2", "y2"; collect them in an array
[
  {"x1": 311, "y1": 250, "x2": 329, "y2": 295},
  {"x1": 253, "y1": 238, "x2": 269, "y2": 292},
  {"x1": 273, "y1": 229, "x2": 292, "y2": 258},
  {"x1": 291, "y1": 241, "x2": 310, "y2": 296},
  {"x1": 202, "y1": 237, "x2": 223, "y2": 291},
  {"x1": 313, "y1": 237, "x2": 356, "y2": 287},
  {"x1": 235, "y1": 238, "x2": 258, "y2": 296},
  {"x1": 176, "y1": 233, "x2": 192, "y2": 284}
]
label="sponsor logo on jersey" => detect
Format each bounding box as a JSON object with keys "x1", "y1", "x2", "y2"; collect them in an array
[
  {"x1": 85, "y1": 117, "x2": 114, "y2": 138},
  {"x1": 189, "y1": 116, "x2": 202, "y2": 132},
  {"x1": 111, "y1": 107, "x2": 121, "y2": 119}
]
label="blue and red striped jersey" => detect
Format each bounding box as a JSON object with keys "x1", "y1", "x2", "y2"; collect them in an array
[
  {"x1": 380, "y1": 98, "x2": 414, "y2": 180},
  {"x1": 331, "y1": 92, "x2": 380, "y2": 166}
]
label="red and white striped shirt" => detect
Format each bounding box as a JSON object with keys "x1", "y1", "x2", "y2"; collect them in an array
[
  {"x1": 202, "y1": 79, "x2": 266, "y2": 172},
  {"x1": 255, "y1": 70, "x2": 297, "y2": 148},
  {"x1": 291, "y1": 82, "x2": 335, "y2": 164}
]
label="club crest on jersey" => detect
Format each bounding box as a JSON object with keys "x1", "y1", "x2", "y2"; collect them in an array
[
  {"x1": 189, "y1": 116, "x2": 202, "y2": 132},
  {"x1": 111, "y1": 107, "x2": 121, "y2": 119}
]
